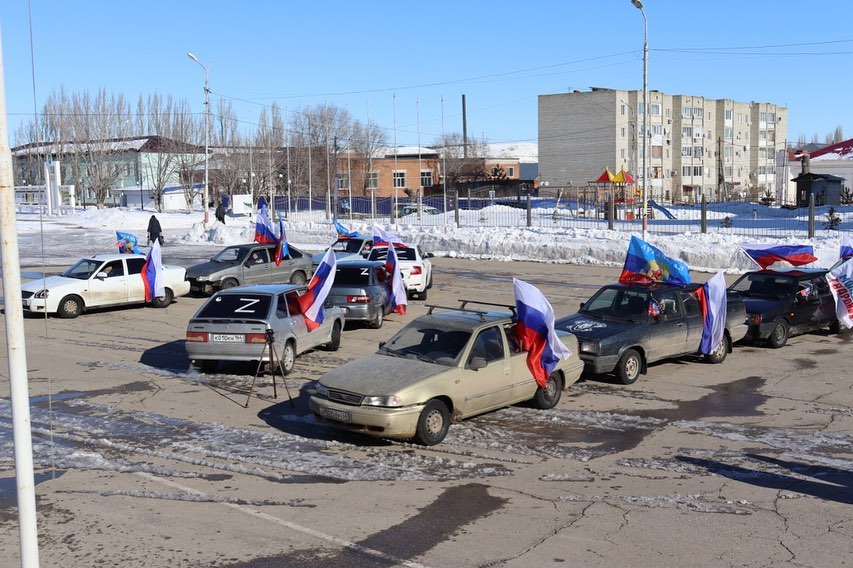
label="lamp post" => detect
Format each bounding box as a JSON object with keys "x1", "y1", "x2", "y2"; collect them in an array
[
  {"x1": 631, "y1": 0, "x2": 649, "y2": 239},
  {"x1": 187, "y1": 52, "x2": 210, "y2": 226}
]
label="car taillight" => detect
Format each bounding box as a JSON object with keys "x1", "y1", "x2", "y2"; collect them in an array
[
  {"x1": 186, "y1": 331, "x2": 209, "y2": 342},
  {"x1": 245, "y1": 333, "x2": 268, "y2": 344},
  {"x1": 347, "y1": 295, "x2": 370, "y2": 304},
  {"x1": 410, "y1": 265, "x2": 422, "y2": 275},
  {"x1": 751, "y1": 313, "x2": 762, "y2": 325}
]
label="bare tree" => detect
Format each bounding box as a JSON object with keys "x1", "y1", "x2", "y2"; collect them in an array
[
  {"x1": 349, "y1": 119, "x2": 388, "y2": 197},
  {"x1": 433, "y1": 132, "x2": 489, "y2": 191}
]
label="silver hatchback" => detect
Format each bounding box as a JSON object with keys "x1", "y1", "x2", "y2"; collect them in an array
[
  {"x1": 327, "y1": 260, "x2": 392, "y2": 328},
  {"x1": 186, "y1": 243, "x2": 313, "y2": 295}
]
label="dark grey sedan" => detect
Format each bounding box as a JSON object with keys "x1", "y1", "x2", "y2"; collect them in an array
[
  {"x1": 186, "y1": 243, "x2": 313, "y2": 295},
  {"x1": 327, "y1": 260, "x2": 392, "y2": 328}
]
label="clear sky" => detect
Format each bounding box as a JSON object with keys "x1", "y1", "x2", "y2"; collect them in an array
[{"x1": 3, "y1": 1, "x2": 853, "y2": 149}]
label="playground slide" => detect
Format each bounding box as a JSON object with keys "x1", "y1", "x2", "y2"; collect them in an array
[{"x1": 648, "y1": 199, "x2": 676, "y2": 220}]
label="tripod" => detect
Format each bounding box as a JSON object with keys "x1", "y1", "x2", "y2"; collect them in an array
[{"x1": 245, "y1": 329, "x2": 294, "y2": 408}]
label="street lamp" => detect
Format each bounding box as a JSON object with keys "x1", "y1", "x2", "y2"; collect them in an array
[
  {"x1": 187, "y1": 52, "x2": 210, "y2": 226},
  {"x1": 631, "y1": 0, "x2": 649, "y2": 239}
]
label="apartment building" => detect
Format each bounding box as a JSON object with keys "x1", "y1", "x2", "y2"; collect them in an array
[{"x1": 538, "y1": 88, "x2": 788, "y2": 204}]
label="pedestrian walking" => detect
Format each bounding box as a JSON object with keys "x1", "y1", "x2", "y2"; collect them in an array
[{"x1": 147, "y1": 215, "x2": 163, "y2": 245}]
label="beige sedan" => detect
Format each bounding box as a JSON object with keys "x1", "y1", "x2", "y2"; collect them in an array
[{"x1": 310, "y1": 302, "x2": 583, "y2": 445}]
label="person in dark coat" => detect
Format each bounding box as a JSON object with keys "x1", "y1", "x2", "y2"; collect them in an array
[
  {"x1": 147, "y1": 215, "x2": 163, "y2": 245},
  {"x1": 215, "y1": 202, "x2": 226, "y2": 224}
]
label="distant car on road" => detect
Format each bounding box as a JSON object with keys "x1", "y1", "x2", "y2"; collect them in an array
[
  {"x1": 311, "y1": 236, "x2": 373, "y2": 266},
  {"x1": 728, "y1": 268, "x2": 839, "y2": 348},
  {"x1": 393, "y1": 203, "x2": 441, "y2": 217},
  {"x1": 185, "y1": 243, "x2": 312, "y2": 295},
  {"x1": 555, "y1": 282, "x2": 748, "y2": 384},
  {"x1": 327, "y1": 260, "x2": 392, "y2": 328},
  {"x1": 21, "y1": 253, "x2": 190, "y2": 318},
  {"x1": 367, "y1": 244, "x2": 433, "y2": 300},
  {"x1": 185, "y1": 284, "x2": 344, "y2": 374},
  {"x1": 310, "y1": 301, "x2": 584, "y2": 445}
]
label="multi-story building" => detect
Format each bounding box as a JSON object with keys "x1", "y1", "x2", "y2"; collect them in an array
[{"x1": 539, "y1": 88, "x2": 788, "y2": 204}]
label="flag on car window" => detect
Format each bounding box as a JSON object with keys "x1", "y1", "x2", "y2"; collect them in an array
[
  {"x1": 274, "y1": 219, "x2": 289, "y2": 266},
  {"x1": 254, "y1": 200, "x2": 278, "y2": 244},
  {"x1": 333, "y1": 219, "x2": 360, "y2": 239},
  {"x1": 385, "y1": 241, "x2": 407, "y2": 315},
  {"x1": 738, "y1": 243, "x2": 817, "y2": 269},
  {"x1": 840, "y1": 234, "x2": 853, "y2": 260},
  {"x1": 513, "y1": 278, "x2": 572, "y2": 388},
  {"x1": 619, "y1": 236, "x2": 691, "y2": 287},
  {"x1": 648, "y1": 298, "x2": 662, "y2": 318},
  {"x1": 372, "y1": 225, "x2": 403, "y2": 247},
  {"x1": 826, "y1": 258, "x2": 853, "y2": 329},
  {"x1": 141, "y1": 239, "x2": 165, "y2": 302},
  {"x1": 692, "y1": 271, "x2": 727, "y2": 355},
  {"x1": 298, "y1": 247, "x2": 337, "y2": 330},
  {"x1": 115, "y1": 231, "x2": 143, "y2": 255}
]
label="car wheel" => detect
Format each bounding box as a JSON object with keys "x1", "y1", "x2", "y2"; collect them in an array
[
  {"x1": 369, "y1": 309, "x2": 384, "y2": 329},
  {"x1": 418, "y1": 288, "x2": 428, "y2": 301},
  {"x1": 768, "y1": 320, "x2": 789, "y2": 349},
  {"x1": 278, "y1": 341, "x2": 295, "y2": 375},
  {"x1": 151, "y1": 288, "x2": 174, "y2": 308},
  {"x1": 704, "y1": 334, "x2": 729, "y2": 364},
  {"x1": 615, "y1": 348, "x2": 642, "y2": 385},
  {"x1": 290, "y1": 271, "x2": 307, "y2": 285},
  {"x1": 58, "y1": 295, "x2": 83, "y2": 319},
  {"x1": 532, "y1": 371, "x2": 563, "y2": 409},
  {"x1": 829, "y1": 319, "x2": 841, "y2": 334},
  {"x1": 325, "y1": 322, "x2": 342, "y2": 351},
  {"x1": 220, "y1": 278, "x2": 239, "y2": 290},
  {"x1": 414, "y1": 399, "x2": 450, "y2": 446},
  {"x1": 427, "y1": 274, "x2": 433, "y2": 289},
  {"x1": 196, "y1": 360, "x2": 217, "y2": 374}
]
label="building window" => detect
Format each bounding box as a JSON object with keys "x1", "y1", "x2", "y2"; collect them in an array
[
  {"x1": 682, "y1": 107, "x2": 692, "y2": 118},
  {"x1": 682, "y1": 127, "x2": 692, "y2": 138},
  {"x1": 621, "y1": 104, "x2": 626, "y2": 116},
  {"x1": 337, "y1": 174, "x2": 349, "y2": 190},
  {"x1": 650, "y1": 103, "x2": 661, "y2": 116},
  {"x1": 621, "y1": 149, "x2": 626, "y2": 159},
  {"x1": 652, "y1": 145, "x2": 663, "y2": 159},
  {"x1": 693, "y1": 107, "x2": 703, "y2": 117},
  {"x1": 366, "y1": 171, "x2": 378, "y2": 189},
  {"x1": 507, "y1": 167, "x2": 514, "y2": 177},
  {"x1": 621, "y1": 127, "x2": 626, "y2": 137},
  {"x1": 652, "y1": 125, "x2": 662, "y2": 135},
  {"x1": 682, "y1": 166, "x2": 691, "y2": 176},
  {"x1": 694, "y1": 146, "x2": 703, "y2": 158},
  {"x1": 420, "y1": 170, "x2": 432, "y2": 187},
  {"x1": 682, "y1": 147, "x2": 693, "y2": 157},
  {"x1": 725, "y1": 109, "x2": 733, "y2": 121},
  {"x1": 693, "y1": 166, "x2": 703, "y2": 176},
  {"x1": 724, "y1": 127, "x2": 733, "y2": 139},
  {"x1": 393, "y1": 171, "x2": 406, "y2": 188}
]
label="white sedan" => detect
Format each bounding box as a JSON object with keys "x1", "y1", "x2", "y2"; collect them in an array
[
  {"x1": 367, "y1": 244, "x2": 434, "y2": 300},
  {"x1": 21, "y1": 253, "x2": 191, "y2": 318}
]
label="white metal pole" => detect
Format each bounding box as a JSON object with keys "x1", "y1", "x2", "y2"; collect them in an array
[
  {"x1": 0, "y1": 24, "x2": 41, "y2": 567},
  {"x1": 187, "y1": 52, "x2": 210, "y2": 226},
  {"x1": 632, "y1": 0, "x2": 650, "y2": 240}
]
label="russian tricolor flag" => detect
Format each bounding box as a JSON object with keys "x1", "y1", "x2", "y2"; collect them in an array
[
  {"x1": 385, "y1": 242, "x2": 407, "y2": 315},
  {"x1": 141, "y1": 239, "x2": 165, "y2": 302},
  {"x1": 297, "y1": 247, "x2": 337, "y2": 331},
  {"x1": 274, "y1": 219, "x2": 289, "y2": 266},
  {"x1": 693, "y1": 272, "x2": 727, "y2": 355},
  {"x1": 372, "y1": 225, "x2": 402, "y2": 247},
  {"x1": 254, "y1": 201, "x2": 278, "y2": 244},
  {"x1": 739, "y1": 243, "x2": 817, "y2": 269},
  {"x1": 840, "y1": 234, "x2": 853, "y2": 260},
  {"x1": 513, "y1": 278, "x2": 572, "y2": 388}
]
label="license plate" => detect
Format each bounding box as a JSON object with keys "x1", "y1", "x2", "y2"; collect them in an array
[
  {"x1": 320, "y1": 407, "x2": 351, "y2": 423},
  {"x1": 212, "y1": 333, "x2": 243, "y2": 343}
]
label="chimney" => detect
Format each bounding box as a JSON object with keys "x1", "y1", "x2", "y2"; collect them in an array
[{"x1": 801, "y1": 152, "x2": 810, "y2": 175}]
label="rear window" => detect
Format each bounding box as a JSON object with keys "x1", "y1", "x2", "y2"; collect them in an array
[
  {"x1": 197, "y1": 294, "x2": 272, "y2": 319},
  {"x1": 369, "y1": 247, "x2": 416, "y2": 261},
  {"x1": 335, "y1": 266, "x2": 373, "y2": 285}
]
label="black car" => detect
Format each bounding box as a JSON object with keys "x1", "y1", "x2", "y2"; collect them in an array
[
  {"x1": 554, "y1": 282, "x2": 748, "y2": 384},
  {"x1": 728, "y1": 268, "x2": 839, "y2": 348}
]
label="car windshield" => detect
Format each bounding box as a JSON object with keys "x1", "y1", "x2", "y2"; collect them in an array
[
  {"x1": 61, "y1": 259, "x2": 102, "y2": 280},
  {"x1": 329, "y1": 239, "x2": 364, "y2": 254},
  {"x1": 369, "y1": 246, "x2": 416, "y2": 261},
  {"x1": 579, "y1": 286, "x2": 651, "y2": 322},
  {"x1": 196, "y1": 294, "x2": 272, "y2": 319},
  {"x1": 730, "y1": 273, "x2": 797, "y2": 297},
  {"x1": 211, "y1": 246, "x2": 251, "y2": 263},
  {"x1": 380, "y1": 324, "x2": 471, "y2": 366}
]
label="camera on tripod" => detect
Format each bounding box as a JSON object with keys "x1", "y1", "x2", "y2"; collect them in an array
[{"x1": 265, "y1": 328, "x2": 275, "y2": 341}]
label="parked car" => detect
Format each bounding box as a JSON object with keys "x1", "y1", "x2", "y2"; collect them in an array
[
  {"x1": 327, "y1": 260, "x2": 392, "y2": 328},
  {"x1": 554, "y1": 282, "x2": 749, "y2": 385},
  {"x1": 310, "y1": 301, "x2": 584, "y2": 445},
  {"x1": 185, "y1": 243, "x2": 312, "y2": 295},
  {"x1": 393, "y1": 203, "x2": 441, "y2": 217},
  {"x1": 185, "y1": 284, "x2": 344, "y2": 374},
  {"x1": 366, "y1": 244, "x2": 433, "y2": 300},
  {"x1": 20, "y1": 253, "x2": 190, "y2": 318},
  {"x1": 728, "y1": 268, "x2": 839, "y2": 348},
  {"x1": 311, "y1": 236, "x2": 373, "y2": 266}
]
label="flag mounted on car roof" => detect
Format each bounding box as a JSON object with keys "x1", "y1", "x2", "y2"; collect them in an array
[
  {"x1": 738, "y1": 243, "x2": 817, "y2": 269},
  {"x1": 619, "y1": 236, "x2": 691, "y2": 287},
  {"x1": 115, "y1": 231, "x2": 143, "y2": 254},
  {"x1": 385, "y1": 241, "x2": 407, "y2": 315},
  {"x1": 298, "y1": 247, "x2": 337, "y2": 331},
  {"x1": 141, "y1": 239, "x2": 165, "y2": 302},
  {"x1": 334, "y1": 219, "x2": 360, "y2": 239},
  {"x1": 513, "y1": 278, "x2": 572, "y2": 388},
  {"x1": 372, "y1": 225, "x2": 403, "y2": 247},
  {"x1": 254, "y1": 199, "x2": 278, "y2": 244}
]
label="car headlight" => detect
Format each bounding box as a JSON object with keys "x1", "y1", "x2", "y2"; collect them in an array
[
  {"x1": 579, "y1": 340, "x2": 599, "y2": 355},
  {"x1": 195, "y1": 275, "x2": 209, "y2": 282},
  {"x1": 362, "y1": 395, "x2": 404, "y2": 407},
  {"x1": 34, "y1": 290, "x2": 49, "y2": 299},
  {"x1": 314, "y1": 383, "x2": 329, "y2": 398}
]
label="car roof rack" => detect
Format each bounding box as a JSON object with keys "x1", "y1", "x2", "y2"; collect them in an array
[{"x1": 425, "y1": 300, "x2": 517, "y2": 320}]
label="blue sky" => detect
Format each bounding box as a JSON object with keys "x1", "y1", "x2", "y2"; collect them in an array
[{"x1": 3, "y1": 1, "x2": 853, "y2": 148}]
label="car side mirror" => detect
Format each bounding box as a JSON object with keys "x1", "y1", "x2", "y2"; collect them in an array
[
  {"x1": 579, "y1": 302, "x2": 585, "y2": 309},
  {"x1": 467, "y1": 357, "x2": 487, "y2": 370},
  {"x1": 378, "y1": 341, "x2": 386, "y2": 349},
  {"x1": 96, "y1": 271, "x2": 108, "y2": 279}
]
